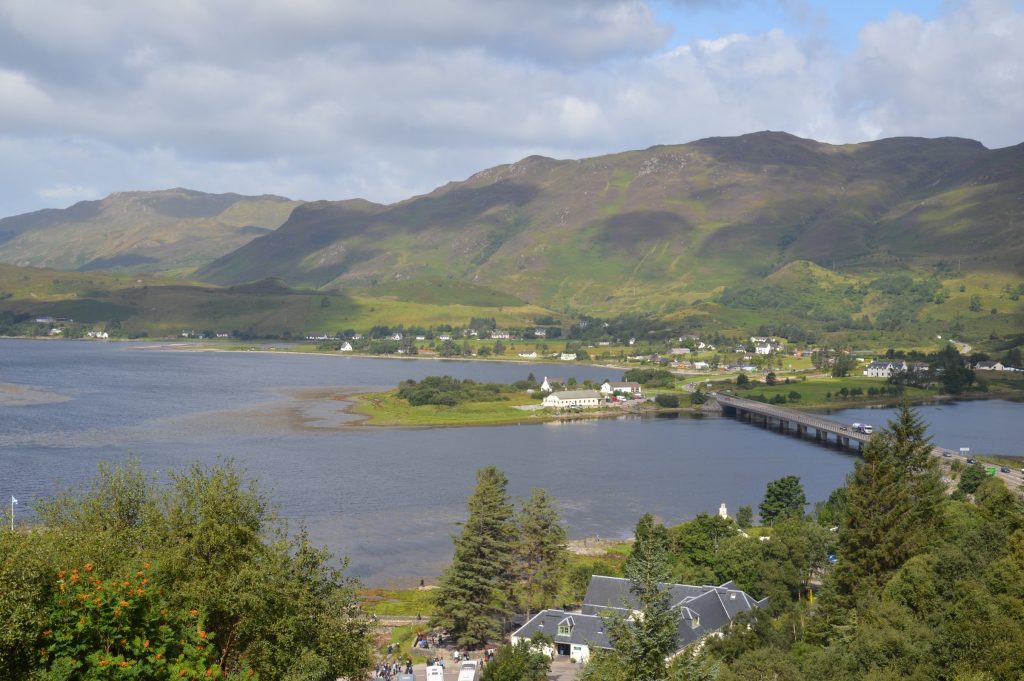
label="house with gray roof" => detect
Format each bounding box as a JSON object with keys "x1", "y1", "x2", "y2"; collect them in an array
[
  {"x1": 511, "y1": 575, "x2": 766, "y2": 662},
  {"x1": 541, "y1": 390, "x2": 601, "y2": 409}
]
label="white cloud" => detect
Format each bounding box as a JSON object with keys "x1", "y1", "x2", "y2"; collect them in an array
[{"x1": 0, "y1": 0, "x2": 1020, "y2": 217}]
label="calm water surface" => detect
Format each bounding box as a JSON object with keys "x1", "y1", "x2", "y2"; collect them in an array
[{"x1": 1, "y1": 339, "x2": 1020, "y2": 584}]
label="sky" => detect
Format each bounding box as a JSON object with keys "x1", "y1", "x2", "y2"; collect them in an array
[{"x1": 0, "y1": 0, "x2": 1021, "y2": 217}]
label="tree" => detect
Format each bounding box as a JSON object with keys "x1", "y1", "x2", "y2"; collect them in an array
[
  {"x1": 516, "y1": 488, "x2": 568, "y2": 621},
  {"x1": 494, "y1": 340, "x2": 506, "y2": 356},
  {"x1": 481, "y1": 639, "x2": 550, "y2": 681},
  {"x1": 431, "y1": 467, "x2": 517, "y2": 647},
  {"x1": 735, "y1": 373, "x2": 750, "y2": 387},
  {"x1": 607, "y1": 514, "x2": 679, "y2": 681},
  {"x1": 5, "y1": 460, "x2": 374, "y2": 680},
  {"x1": 831, "y1": 354, "x2": 854, "y2": 378},
  {"x1": 758, "y1": 476, "x2": 806, "y2": 526},
  {"x1": 765, "y1": 372, "x2": 777, "y2": 386},
  {"x1": 736, "y1": 506, "x2": 753, "y2": 530},
  {"x1": 835, "y1": 405, "x2": 945, "y2": 603},
  {"x1": 655, "y1": 393, "x2": 680, "y2": 408},
  {"x1": 957, "y1": 465, "x2": 988, "y2": 495}
]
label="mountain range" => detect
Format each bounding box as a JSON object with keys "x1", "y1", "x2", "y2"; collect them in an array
[
  {"x1": 0, "y1": 188, "x2": 301, "y2": 276},
  {"x1": 1, "y1": 132, "x2": 1021, "y2": 343}
]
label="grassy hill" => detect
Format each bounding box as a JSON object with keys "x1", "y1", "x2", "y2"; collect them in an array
[
  {"x1": 191, "y1": 133, "x2": 1023, "y2": 345},
  {"x1": 0, "y1": 264, "x2": 557, "y2": 338},
  {"x1": 0, "y1": 188, "x2": 302, "y2": 276}
]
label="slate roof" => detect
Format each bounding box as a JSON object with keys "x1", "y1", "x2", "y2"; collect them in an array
[
  {"x1": 511, "y1": 609, "x2": 612, "y2": 650},
  {"x1": 578, "y1": 575, "x2": 767, "y2": 651},
  {"x1": 548, "y1": 390, "x2": 601, "y2": 400}
]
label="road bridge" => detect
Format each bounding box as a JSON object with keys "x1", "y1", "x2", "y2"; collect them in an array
[{"x1": 710, "y1": 392, "x2": 1024, "y2": 487}]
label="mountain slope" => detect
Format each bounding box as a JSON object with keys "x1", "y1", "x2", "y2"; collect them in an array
[
  {"x1": 195, "y1": 132, "x2": 1023, "y2": 317},
  {"x1": 0, "y1": 189, "x2": 302, "y2": 276}
]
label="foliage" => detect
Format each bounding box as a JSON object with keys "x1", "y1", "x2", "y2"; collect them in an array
[
  {"x1": 40, "y1": 562, "x2": 237, "y2": 679},
  {"x1": 480, "y1": 639, "x2": 550, "y2": 681},
  {"x1": 759, "y1": 476, "x2": 807, "y2": 526},
  {"x1": 736, "y1": 506, "x2": 753, "y2": 530},
  {"x1": 835, "y1": 405, "x2": 945, "y2": 603},
  {"x1": 0, "y1": 460, "x2": 373, "y2": 681},
  {"x1": 655, "y1": 393, "x2": 681, "y2": 408},
  {"x1": 516, "y1": 489, "x2": 568, "y2": 621},
  {"x1": 958, "y1": 465, "x2": 989, "y2": 495},
  {"x1": 397, "y1": 376, "x2": 511, "y2": 406},
  {"x1": 431, "y1": 467, "x2": 517, "y2": 647},
  {"x1": 604, "y1": 514, "x2": 679, "y2": 681},
  {"x1": 623, "y1": 369, "x2": 676, "y2": 388}
]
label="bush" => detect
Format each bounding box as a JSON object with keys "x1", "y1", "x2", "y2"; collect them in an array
[
  {"x1": 397, "y1": 376, "x2": 510, "y2": 406},
  {"x1": 654, "y1": 393, "x2": 680, "y2": 408}
]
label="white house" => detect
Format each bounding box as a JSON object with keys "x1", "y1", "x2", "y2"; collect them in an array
[
  {"x1": 559, "y1": 352, "x2": 577, "y2": 361},
  {"x1": 511, "y1": 575, "x2": 766, "y2": 663},
  {"x1": 438, "y1": 334, "x2": 452, "y2": 341},
  {"x1": 542, "y1": 390, "x2": 601, "y2": 409},
  {"x1": 390, "y1": 332, "x2": 403, "y2": 341},
  {"x1": 534, "y1": 328, "x2": 548, "y2": 337},
  {"x1": 863, "y1": 360, "x2": 907, "y2": 378},
  {"x1": 754, "y1": 344, "x2": 773, "y2": 355},
  {"x1": 600, "y1": 381, "x2": 643, "y2": 396},
  {"x1": 490, "y1": 330, "x2": 510, "y2": 339},
  {"x1": 518, "y1": 351, "x2": 538, "y2": 359},
  {"x1": 669, "y1": 347, "x2": 691, "y2": 355},
  {"x1": 974, "y1": 360, "x2": 1006, "y2": 371},
  {"x1": 87, "y1": 331, "x2": 109, "y2": 339},
  {"x1": 338, "y1": 341, "x2": 353, "y2": 352},
  {"x1": 693, "y1": 361, "x2": 709, "y2": 370}
]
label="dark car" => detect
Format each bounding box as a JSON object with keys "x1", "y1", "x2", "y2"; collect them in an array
[
  {"x1": 1001, "y1": 466, "x2": 1011, "y2": 473},
  {"x1": 966, "y1": 457, "x2": 977, "y2": 465}
]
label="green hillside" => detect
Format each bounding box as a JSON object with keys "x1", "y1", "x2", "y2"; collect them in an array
[
  {"x1": 0, "y1": 264, "x2": 556, "y2": 338},
  {"x1": 0, "y1": 188, "x2": 302, "y2": 276},
  {"x1": 193, "y1": 133, "x2": 1023, "y2": 342}
]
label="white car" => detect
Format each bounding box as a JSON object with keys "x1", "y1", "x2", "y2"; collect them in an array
[{"x1": 425, "y1": 665, "x2": 445, "y2": 679}]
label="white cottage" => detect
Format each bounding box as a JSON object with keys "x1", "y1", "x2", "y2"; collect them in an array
[{"x1": 542, "y1": 390, "x2": 601, "y2": 409}]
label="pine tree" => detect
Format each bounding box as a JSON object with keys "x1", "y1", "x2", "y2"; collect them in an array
[
  {"x1": 431, "y1": 466, "x2": 517, "y2": 647},
  {"x1": 759, "y1": 476, "x2": 807, "y2": 525},
  {"x1": 516, "y1": 488, "x2": 568, "y2": 622},
  {"x1": 835, "y1": 404, "x2": 944, "y2": 604},
  {"x1": 607, "y1": 514, "x2": 679, "y2": 681}
]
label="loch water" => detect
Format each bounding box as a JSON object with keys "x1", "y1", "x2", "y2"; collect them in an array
[{"x1": 1, "y1": 339, "x2": 1020, "y2": 584}]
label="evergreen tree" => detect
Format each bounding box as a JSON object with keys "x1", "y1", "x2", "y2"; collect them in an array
[
  {"x1": 516, "y1": 488, "x2": 568, "y2": 621},
  {"x1": 431, "y1": 466, "x2": 517, "y2": 647},
  {"x1": 736, "y1": 506, "x2": 753, "y2": 530},
  {"x1": 835, "y1": 404, "x2": 944, "y2": 604},
  {"x1": 759, "y1": 476, "x2": 807, "y2": 525},
  {"x1": 607, "y1": 514, "x2": 679, "y2": 681}
]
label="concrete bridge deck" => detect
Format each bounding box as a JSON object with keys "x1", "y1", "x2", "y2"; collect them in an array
[{"x1": 711, "y1": 392, "x2": 1023, "y2": 487}]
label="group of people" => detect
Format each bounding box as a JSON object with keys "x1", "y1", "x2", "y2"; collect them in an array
[{"x1": 372, "y1": 656, "x2": 413, "y2": 680}]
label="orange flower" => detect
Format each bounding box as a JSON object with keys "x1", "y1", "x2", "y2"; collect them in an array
[
  {"x1": 58, "y1": 570, "x2": 67, "y2": 579},
  {"x1": 120, "y1": 661, "x2": 130, "y2": 667},
  {"x1": 83, "y1": 563, "x2": 93, "y2": 572},
  {"x1": 198, "y1": 631, "x2": 207, "y2": 639},
  {"x1": 141, "y1": 578, "x2": 149, "y2": 585},
  {"x1": 136, "y1": 570, "x2": 144, "y2": 576},
  {"x1": 99, "y1": 659, "x2": 109, "y2": 666},
  {"x1": 154, "y1": 652, "x2": 163, "y2": 660},
  {"x1": 70, "y1": 573, "x2": 80, "y2": 583},
  {"x1": 42, "y1": 630, "x2": 51, "y2": 638},
  {"x1": 143, "y1": 640, "x2": 150, "y2": 649},
  {"x1": 206, "y1": 668, "x2": 213, "y2": 677},
  {"x1": 179, "y1": 669, "x2": 187, "y2": 677},
  {"x1": 122, "y1": 581, "x2": 130, "y2": 588},
  {"x1": 189, "y1": 609, "x2": 199, "y2": 617},
  {"x1": 143, "y1": 562, "x2": 151, "y2": 569},
  {"x1": 119, "y1": 600, "x2": 130, "y2": 607}
]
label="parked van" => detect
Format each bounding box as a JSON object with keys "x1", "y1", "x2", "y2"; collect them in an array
[
  {"x1": 425, "y1": 665, "x2": 445, "y2": 680},
  {"x1": 458, "y1": 660, "x2": 479, "y2": 681}
]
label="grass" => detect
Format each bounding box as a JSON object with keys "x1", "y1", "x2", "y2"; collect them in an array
[
  {"x1": 728, "y1": 375, "x2": 937, "y2": 407},
  {"x1": 361, "y1": 587, "x2": 436, "y2": 617},
  {"x1": 349, "y1": 390, "x2": 549, "y2": 426}
]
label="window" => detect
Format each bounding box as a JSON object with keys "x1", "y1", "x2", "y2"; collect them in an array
[{"x1": 558, "y1": 623, "x2": 571, "y2": 636}]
